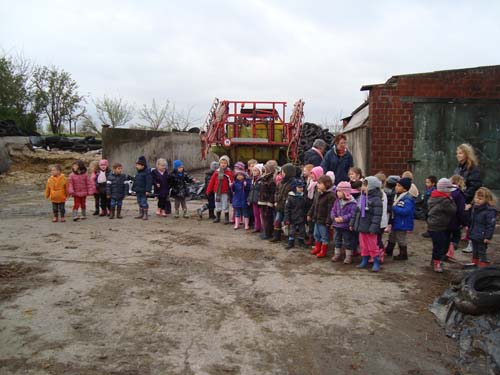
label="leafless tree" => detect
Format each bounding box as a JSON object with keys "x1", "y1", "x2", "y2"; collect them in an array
[
  {"x1": 139, "y1": 99, "x2": 170, "y2": 131},
  {"x1": 95, "y1": 95, "x2": 134, "y2": 128},
  {"x1": 79, "y1": 114, "x2": 101, "y2": 136},
  {"x1": 168, "y1": 105, "x2": 199, "y2": 131}
]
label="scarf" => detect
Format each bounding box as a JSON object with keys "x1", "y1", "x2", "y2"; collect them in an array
[
  {"x1": 217, "y1": 167, "x2": 226, "y2": 195},
  {"x1": 336, "y1": 146, "x2": 346, "y2": 157},
  {"x1": 312, "y1": 147, "x2": 324, "y2": 159},
  {"x1": 360, "y1": 192, "x2": 368, "y2": 218},
  {"x1": 307, "y1": 179, "x2": 318, "y2": 200},
  {"x1": 97, "y1": 170, "x2": 107, "y2": 183},
  {"x1": 393, "y1": 191, "x2": 409, "y2": 207}
]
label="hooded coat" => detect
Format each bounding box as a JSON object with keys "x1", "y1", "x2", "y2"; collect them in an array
[
  {"x1": 350, "y1": 183, "x2": 383, "y2": 234},
  {"x1": 427, "y1": 191, "x2": 457, "y2": 232},
  {"x1": 391, "y1": 192, "x2": 415, "y2": 231},
  {"x1": 284, "y1": 191, "x2": 307, "y2": 224},
  {"x1": 258, "y1": 170, "x2": 276, "y2": 208},
  {"x1": 231, "y1": 177, "x2": 251, "y2": 208},
  {"x1": 169, "y1": 167, "x2": 194, "y2": 199},
  {"x1": 152, "y1": 167, "x2": 170, "y2": 198},
  {"x1": 207, "y1": 168, "x2": 233, "y2": 195},
  {"x1": 468, "y1": 204, "x2": 497, "y2": 242},
  {"x1": 308, "y1": 190, "x2": 335, "y2": 225},
  {"x1": 68, "y1": 166, "x2": 92, "y2": 197},
  {"x1": 331, "y1": 196, "x2": 357, "y2": 230}
]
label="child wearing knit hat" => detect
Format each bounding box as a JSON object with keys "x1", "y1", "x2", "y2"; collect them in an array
[
  {"x1": 206, "y1": 155, "x2": 234, "y2": 224},
  {"x1": 331, "y1": 181, "x2": 357, "y2": 263},
  {"x1": 132, "y1": 156, "x2": 153, "y2": 220},
  {"x1": 283, "y1": 179, "x2": 308, "y2": 249},
  {"x1": 427, "y1": 178, "x2": 457, "y2": 273},
  {"x1": 349, "y1": 176, "x2": 384, "y2": 272},
  {"x1": 169, "y1": 159, "x2": 195, "y2": 218},
  {"x1": 385, "y1": 177, "x2": 415, "y2": 261}
]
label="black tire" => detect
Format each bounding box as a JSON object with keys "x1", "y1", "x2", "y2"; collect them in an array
[
  {"x1": 324, "y1": 133, "x2": 334, "y2": 143},
  {"x1": 188, "y1": 127, "x2": 200, "y2": 133},
  {"x1": 455, "y1": 267, "x2": 500, "y2": 314}
]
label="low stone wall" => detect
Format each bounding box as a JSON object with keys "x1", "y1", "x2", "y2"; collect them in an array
[
  {"x1": 102, "y1": 128, "x2": 217, "y2": 175},
  {"x1": 0, "y1": 136, "x2": 29, "y2": 173}
]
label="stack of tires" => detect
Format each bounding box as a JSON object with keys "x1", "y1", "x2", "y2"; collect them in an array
[
  {"x1": 453, "y1": 266, "x2": 500, "y2": 315},
  {"x1": 297, "y1": 122, "x2": 335, "y2": 163}
]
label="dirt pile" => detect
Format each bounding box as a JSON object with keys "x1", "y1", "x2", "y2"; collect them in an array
[{"x1": 0, "y1": 144, "x2": 100, "y2": 186}]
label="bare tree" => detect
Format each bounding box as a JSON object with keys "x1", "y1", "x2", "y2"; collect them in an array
[
  {"x1": 139, "y1": 99, "x2": 170, "y2": 130},
  {"x1": 168, "y1": 105, "x2": 199, "y2": 131},
  {"x1": 79, "y1": 114, "x2": 101, "y2": 136},
  {"x1": 95, "y1": 95, "x2": 134, "y2": 128}
]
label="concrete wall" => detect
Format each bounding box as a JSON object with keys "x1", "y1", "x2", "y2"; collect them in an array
[
  {"x1": 0, "y1": 136, "x2": 29, "y2": 173},
  {"x1": 102, "y1": 128, "x2": 217, "y2": 175}
]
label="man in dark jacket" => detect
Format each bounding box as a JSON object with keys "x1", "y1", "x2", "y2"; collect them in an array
[
  {"x1": 304, "y1": 139, "x2": 327, "y2": 167},
  {"x1": 284, "y1": 179, "x2": 307, "y2": 249},
  {"x1": 106, "y1": 163, "x2": 129, "y2": 219},
  {"x1": 321, "y1": 134, "x2": 353, "y2": 183},
  {"x1": 132, "y1": 155, "x2": 153, "y2": 220}
]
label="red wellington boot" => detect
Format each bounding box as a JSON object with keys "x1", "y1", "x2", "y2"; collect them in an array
[
  {"x1": 310, "y1": 241, "x2": 321, "y2": 255},
  {"x1": 316, "y1": 243, "x2": 328, "y2": 258}
]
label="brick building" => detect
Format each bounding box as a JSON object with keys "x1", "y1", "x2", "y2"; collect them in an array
[{"x1": 343, "y1": 65, "x2": 500, "y2": 194}]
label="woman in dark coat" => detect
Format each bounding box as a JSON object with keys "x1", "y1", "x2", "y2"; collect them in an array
[
  {"x1": 321, "y1": 134, "x2": 353, "y2": 183},
  {"x1": 454, "y1": 143, "x2": 482, "y2": 253}
]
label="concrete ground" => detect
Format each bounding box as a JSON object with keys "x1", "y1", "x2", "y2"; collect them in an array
[{"x1": 1, "y1": 183, "x2": 497, "y2": 375}]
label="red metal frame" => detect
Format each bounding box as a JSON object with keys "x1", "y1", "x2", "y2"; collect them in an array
[{"x1": 202, "y1": 99, "x2": 304, "y2": 162}]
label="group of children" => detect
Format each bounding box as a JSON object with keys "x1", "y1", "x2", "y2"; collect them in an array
[{"x1": 45, "y1": 153, "x2": 497, "y2": 273}]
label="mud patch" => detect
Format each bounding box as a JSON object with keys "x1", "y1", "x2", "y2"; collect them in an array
[
  {"x1": 0, "y1": 244, "x2": 19, "y2": 251},
  {"x1": 0, "y1": 261, "x2": 47, "y2": 300},
  {"x1": 224, "y1": 247, "x2": 276, "y2": 262}
]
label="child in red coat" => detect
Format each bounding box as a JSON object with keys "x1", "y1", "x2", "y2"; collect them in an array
[{"x1": 206, "y1": 155, "x2": 234, "y2": 224}]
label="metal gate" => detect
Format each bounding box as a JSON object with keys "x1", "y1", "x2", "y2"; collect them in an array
[{"x1": 412, "y1": 101, "x2": 500, "y2": 196}]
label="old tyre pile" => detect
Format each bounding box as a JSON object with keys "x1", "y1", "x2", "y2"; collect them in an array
[
  {"x1": 297, "y1": 122, "x2": 335, "y2": 162},
  {"x1": 0, "y1": 120, "x2": 26, "y2": 136},
  {"x1": 429, "y1": 266, "x2": 500, "y2": 373}
]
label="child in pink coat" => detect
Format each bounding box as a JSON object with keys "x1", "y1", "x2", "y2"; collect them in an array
[{"x1": 68, "y1": 160, "x2": 93, "y2": 221}]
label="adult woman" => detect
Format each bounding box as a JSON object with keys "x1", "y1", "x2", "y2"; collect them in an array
[
  {"x1": 454, "y1": 143, "x2": 482, "y2": 254},
  {"x1": 454, "y1": 144, "x2": 482, "y2": 204},
  {"x1": 321, "y1": 134, "x2": 353, "y2": 183}
]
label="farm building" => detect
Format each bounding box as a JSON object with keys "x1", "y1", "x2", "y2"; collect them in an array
[{"x1": 343, "y1": 65, "x2": 500, "y2": 194}]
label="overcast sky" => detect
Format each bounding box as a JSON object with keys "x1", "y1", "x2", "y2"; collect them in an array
[{"x1": 1, "y1": 0, "x2": 499, "y2": 127}]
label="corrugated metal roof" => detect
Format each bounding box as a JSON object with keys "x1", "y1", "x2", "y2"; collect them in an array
[{"x1": 343, "y1": 104, "x2": 369, "y2": 133}]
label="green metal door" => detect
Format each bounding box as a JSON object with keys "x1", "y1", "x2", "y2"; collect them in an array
[{"x1": 412, "y1": 102, "x2": 500, "y2": 196}]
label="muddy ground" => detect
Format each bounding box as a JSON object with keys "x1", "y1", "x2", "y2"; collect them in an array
[{"x1": 0, "y1": 182, "x2": 498, "y2": 375}]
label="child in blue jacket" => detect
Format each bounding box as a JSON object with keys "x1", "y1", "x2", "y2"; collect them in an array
[
  {"x1": 468, "y1": 187, "x2": 497, "y2": 267},
  {"x1": 132, "y1": 155, "x2": 153, "y2": 220},
  {"x1": 231, "y1": 169, "x2": 251, "y2": 230},
  {"x1": 386, "y1": 177, "x2": 415, "y2": 261}
]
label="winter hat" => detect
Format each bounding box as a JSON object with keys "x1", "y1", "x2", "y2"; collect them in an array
[
  {"x1": 219, "y1": 155, "x2": 230, "y2": 164},
  {"x1": 310, "y1": 166, "x2": 324, "y2": 181},
  {"x1": 173, "y1": 159, "x2": 183, "y2": 170},
  {"x1": 136, "y1": 156, "x2": 147, "y2": 166},
  {"x1": 336, "y1": 181, "x2": 355, "y2": 199},
  {"x1": 365, "y1": 176, "x2": 382, "y2": 191},
  {"x1": 397, "y1": 177, "x2": 412, "y2": 191},
  {"x1": 254, "y1": 163, "x2": 264, "y2": 175},
  {"x1": 291, "y1": 179, "x2": 305, "y2": 191},
  {"x1": 234, "y1": 161, "x2": 246, "y2": 172},
  {"x1": 326, "y1": 171, "x2": 335, "y2": 186},
  {"x1": 234, "y1": 169, "x2": 247, "y2": 178},
  {"x1": 99, "y1": 159, "x2": 108, "y2": 168},
  {"x1": 437, "y1": 178, "x2": 456, "y2": 193},
  {"x1": 210, "y1": 161, "x2": 218, "y2": 171},
  {"x1": 281, "y1": 163, "x2": 296, "y2": 178},
  {"x1": 386, "y1": 175, "x2": 400, "y2": 189}
]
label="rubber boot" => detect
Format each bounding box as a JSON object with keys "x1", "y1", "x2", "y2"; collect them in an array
[
  {"x1": 197, "y1": 208, "x2": 203, "y2": 219},
  {"x1": 52, "y1": 214, "x2": 58, "y2": 223},
  {"x1": 344, "y1": 250, "x2": 353, "y2": 264},
  {"x1": 174, "y1": 210, "x2": 180, "y2": 218},
  {"x1": 156, "y1": 208, "x2": 162, "y2": 216},
  {"x1": 183, "y1": 210, "x2": 190, "y2": 218},
  {"x1": 285, "y1": 238, "x2": 295, "y2": 249},
  {"x1": 462, "y1": 241, "x2": 473, "y2": 253},
  {"x1": 109, "y1": 207, "x2": 115, "y2": 219},
  {"x1": 372, "y1": 256, "x2": 380, "y2": 272},
  {"x1": 81, "y1": 209, "x2": 87, "y2": 220},
  {"x1": 311, "y1": 241, "x2": 321, "y2": 255},
  {"x1": 298, "y1": 238, "x2": 306, "y2": 248},
  {"x1": 213, "y1": 212, "x2": 221, "y2": 223},
  {"x1": 208, "y1": 209, "x2": 215, "y2": 219},
  {"x1": 305, "y1": 234, "x2": 313, "y2": 246},
  {"x1": 100, "y1": 208, "x2": 106, "y2": 217},
  {"x1": 316, "y1": 243, "x2": 328, "y2": 258},
  {"x1": 433, "y1": 260, "x2": 443, "y2": 273},
  {"x1": 117, "y1": 207, "x2": 123, "y2": 219},
  {"x1": 60, "y1": 215, "x2": 66, "y2": 222},
  {"x1": 331, "y1": 248, "x2": 342, "y2": 262},
  {"x1": 224, "y1": 212, "x2": 230, "y2": 225},
  {"x1": 135, "y1": 208, "x2": 144, "y2": 219},
  {"x1": 269, "y1": 229, "x2": 282, "y2": 243},
  {"x1": 393, "y1": 246, "x2": 408, "y2": 261},
  {"x1": 244, "y1": 217, "x2": 250, "y2": 230},
  {"x1": 357, "y1": 256, "x2": 369, "y2": 269},
  {"x1": 385, "y1": 242, "x2": 395, "y2": 257},
  {"x1": 161, "y1": 209, "x2": 167, "y2": 217},
  {"x1": 479, "y1": 261, "x2": 490, "y2": 268},
  {"x1": 72, "y1": 210, "x2": 79, "y2": 222},
  {"x1": 142, "y1": 209, "x2": 148, "y2": 220},
  {"x1": 234, "y1": 217, "x2": 240, "y2": 230}
]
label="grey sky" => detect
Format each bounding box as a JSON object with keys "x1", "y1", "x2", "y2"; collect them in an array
[{"x1": 1, "y1": 0, "x2": 499, "y2": 127}]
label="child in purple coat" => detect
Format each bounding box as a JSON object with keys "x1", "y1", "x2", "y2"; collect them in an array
[
  {"x1": 152, "y1": 158, "x2": 171, "y2": 217},
  {"x1": 231, "y1": 170, "x2": 251, "y2": 230},
  {"x1": 331, "y1": 181, "x2": 357, "y2": 264}
]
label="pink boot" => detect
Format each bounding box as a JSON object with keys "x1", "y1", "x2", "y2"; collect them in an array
[
  {"x1": 234, "y1": 217, "x2": 240, "y2": 230},
  {"x1": 244, "y1": 217, "x2": 250, "y2": 230},
  {"x1": 156, "y1": 208, "x2": 162, "y2": 216}
]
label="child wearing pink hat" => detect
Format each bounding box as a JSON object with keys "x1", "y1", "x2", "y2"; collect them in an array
[{"x1": 331, "y1": 181, "x2": 357, "y2": 263}]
